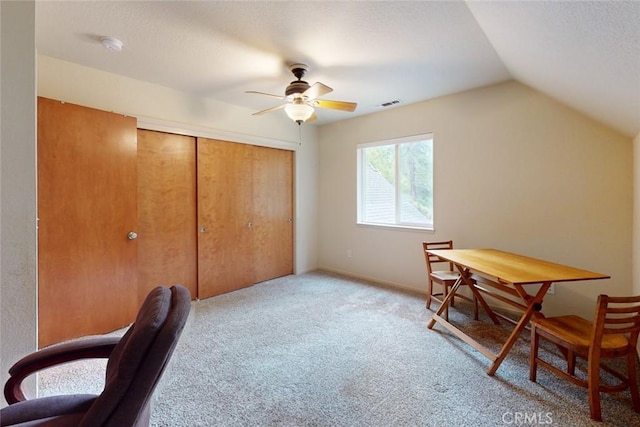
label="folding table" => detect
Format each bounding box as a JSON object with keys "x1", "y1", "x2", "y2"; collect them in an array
[{"x1": 426, "y1": 248, "x2": 610, "y2": 376}]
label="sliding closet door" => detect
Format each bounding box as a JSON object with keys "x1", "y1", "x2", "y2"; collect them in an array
[
  {"x1": 38, "y1": 97, "x2": 138, "y2": 347},
  {"x1": 253, "y1": 145, "x2": 294, "y2": 283},
  {"x1": 197, "y1": 138, "x2": 255, "y2": 298},
  {"x1": 137, "y1": 130, "x2": 198, "y2": 302}
]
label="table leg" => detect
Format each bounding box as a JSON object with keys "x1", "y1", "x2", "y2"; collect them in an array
[
  {"x1": 467, "y1": 281, "x2": 500, "y2": 325},
  {"x1": 427, "y1": 275, "x2": 464, "y2": 329},
  {"x1": 454, "y1": 265, "x2": 500, "y2": 323},
  {"x1": 486, "y1": 282, "x2": 551, "y2": 376},
  {"x1": 426, "y1": 272, "x2": 498, "y2": 361}
]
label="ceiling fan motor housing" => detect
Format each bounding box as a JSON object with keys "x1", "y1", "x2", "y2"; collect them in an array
[
  {"x1": 286, "y1": 80, "x2": 310, "y2": 97},
  {"x1": 286, "y1": 63, "x2": 311, "y2": 97}
]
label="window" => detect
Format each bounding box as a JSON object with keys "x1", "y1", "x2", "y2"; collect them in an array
[{"x1": 357, "y1": 134, "x2": 433, "y2": 229}]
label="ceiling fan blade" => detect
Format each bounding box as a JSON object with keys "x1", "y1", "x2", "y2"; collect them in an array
[
  {"x1": 246, "y1": 90, "x2": 284, "y2": 100},
  {"x1": 306, "y1": 112, "x2": 318, "y2": 123},
  {"x1": 313, "y1": 99, "x2": 357, "y2": 112},
  {"x1": 303, "y1": 82, "x2": 333, "y2": 100},
  {"x1": 253, "y1": 104, "x2": 285, "y2": 116}
]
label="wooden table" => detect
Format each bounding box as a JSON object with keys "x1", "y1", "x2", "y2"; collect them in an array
[{"x1": 426, "y1": 249, "x2": 609, "y2": 376}]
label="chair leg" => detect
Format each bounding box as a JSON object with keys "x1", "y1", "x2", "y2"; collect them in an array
[
  {"x1": 472, "y1": 295, "x2": 479, "y2": 321},
  {"x1": 449, "y1": 284, "x2": 455, "y2": 308},
  {"x1": 587, "y1": 352, "x2": 603, "y2": 422},
  {"x1": 628, "y1": 351, "x2": 640, "y2": 413},
  {"x1": 443, "y1": 284, "x2": 449, "y2": 321},
  {"x1": 426, "y1": 279, "x2": 433, "y2": 309},
  {"x1": 529, "y1": 325, "x2": 538, "y2": 382},
  {"x1": 567, "y1": 350, "x2": 576, "y2": 376}
]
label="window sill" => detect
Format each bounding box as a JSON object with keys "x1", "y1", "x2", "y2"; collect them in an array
[{"x1": 356, "y1": 222, "x2": 435, "y2": 233}]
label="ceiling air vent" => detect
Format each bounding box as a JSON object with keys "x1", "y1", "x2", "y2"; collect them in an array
[{"x1": 378, "y1": 100, "x2": 402, "y2": 108}]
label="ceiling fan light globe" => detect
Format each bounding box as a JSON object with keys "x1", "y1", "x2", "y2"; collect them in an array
[{"x1": 285, "y1": 103, "x2": 314, "y2": 123}]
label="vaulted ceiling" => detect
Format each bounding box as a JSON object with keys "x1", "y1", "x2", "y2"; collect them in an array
[{"x1": 35, "y1": 1, "x2": 639, "y2": 137}]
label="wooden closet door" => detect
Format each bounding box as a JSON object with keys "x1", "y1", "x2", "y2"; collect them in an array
[
  {"x1": 137, "y1": 130, "x2": 197, "y2": 302},
  {"x1": 253, "y1": 145, "x2": 294, "y2": 283},
  {"x1": 197, "y1": 138, "x2": 255, "y2": 298},
  {"x1": 38, "y1": 97, "x2": 138, "y2": 347}
]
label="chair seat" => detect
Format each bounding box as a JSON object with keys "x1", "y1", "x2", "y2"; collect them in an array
[
  {"x1": 531, "y1": 315, "x2": 629, "y2": 352},
  {"x1": 0, "y1": 394, "x2": 97, "y2": 426},
  {"x1": 429, "y1": 270, "x2": 459, "y2": 284},
  {"x1": 530, "y1": 294, "x2": 640, "y2": 422}
]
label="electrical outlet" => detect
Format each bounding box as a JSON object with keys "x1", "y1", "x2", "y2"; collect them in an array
[{"x1": 547, "y1": 284, "x2": 555, "y2": 295}]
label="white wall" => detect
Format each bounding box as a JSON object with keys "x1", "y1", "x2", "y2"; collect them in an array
[
  {"x1": 38, "y1": 55, "x2": 319, "y2": 275},
  {"x1": 0, "y1": 0, "x2": 37, "y2": 402},
  {"x1": 318, "y1": 80, "x2": 633, "y2": 319}
]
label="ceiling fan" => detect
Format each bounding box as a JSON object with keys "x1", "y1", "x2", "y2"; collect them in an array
[{"x1": 246, "y1": 63, "x2": 357, "y2": 125}]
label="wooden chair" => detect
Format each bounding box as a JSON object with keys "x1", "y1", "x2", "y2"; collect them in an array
[
  {"x1": 529, "y1": 294, "x2": 640, "y2": 422},
  {"x1": 423, "y1": 241, "x2": 477, "y2": 321}
]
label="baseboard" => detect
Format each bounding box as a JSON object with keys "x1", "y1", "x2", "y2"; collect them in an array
[
  {"x1": 315, "y1": 267, "x2": 523, "y2": 318},
  {"x1": 316, "y1": 267, "x2": 424, "y2": 296}
]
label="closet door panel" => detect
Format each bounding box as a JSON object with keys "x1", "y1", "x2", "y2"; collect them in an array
[
  {"x1": 137, "y1": 130, "x2": 197, "y2": 302},
  {"x1": 197, "y1": 138, "x2": 254, "y2": 298},
  {"x1": 37, "y1": 97, "x2": 138, "y2": 347},
  {"x1": 253, "y1": 146, "x2": 294, "y2": 283}
]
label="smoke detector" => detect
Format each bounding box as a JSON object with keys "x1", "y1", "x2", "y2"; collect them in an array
[{"x1": 100, "y1": 36, "x2": 123, "y2": 52}]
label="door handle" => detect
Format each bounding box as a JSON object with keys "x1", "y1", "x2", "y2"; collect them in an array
[{"x1": 127, "y1": 231, "x2": 138, "y2": 240}]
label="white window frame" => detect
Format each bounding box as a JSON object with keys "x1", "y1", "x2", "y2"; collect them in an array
[{"x1": 357, "y1": 133, "x2": 434, "y2": 230}]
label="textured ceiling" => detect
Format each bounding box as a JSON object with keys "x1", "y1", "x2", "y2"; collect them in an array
[{"x1": 35, "y1": 1, "x2": 639, "y2": 136}]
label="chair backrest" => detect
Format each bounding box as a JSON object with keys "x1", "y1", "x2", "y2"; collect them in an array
[
  {"x1": 591, "y1": 294, "x2": 640, "y2": 351},
  {"x1": 423, "y1": 240, "x2": 455, "y2": 275},
  {"x1": 80, "y1": 285, "x2": 191, "y2": 427}
]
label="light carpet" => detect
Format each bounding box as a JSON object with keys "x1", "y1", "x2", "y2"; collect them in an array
[{"x1": 38, "y1": 271, "x2": 640, "y2": 426}]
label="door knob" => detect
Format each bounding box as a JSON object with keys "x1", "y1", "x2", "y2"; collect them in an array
[
  {"x1": 247, "y1": 222, "x2": 253, "y2": 228},
  {"x1": 127, "y1": 231, "x2": 138, "y2": 240}
]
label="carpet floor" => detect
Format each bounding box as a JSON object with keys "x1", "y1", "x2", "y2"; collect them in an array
[{"x1": 38, "y1": 271, "x2": 640, "y2": 426}]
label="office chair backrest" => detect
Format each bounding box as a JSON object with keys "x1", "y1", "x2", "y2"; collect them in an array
[{"x1": 80, "y1": 285, "x2": 191, "y2": 427}]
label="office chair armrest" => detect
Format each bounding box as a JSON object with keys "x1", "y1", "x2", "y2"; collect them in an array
[{"x1": 4, "y1": 335, "x2": 121, "y2": 404}]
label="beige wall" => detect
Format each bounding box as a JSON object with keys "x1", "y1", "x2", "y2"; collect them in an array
[
  {"x1": 635, "y1": 131, "x2": 640, "y2": 354},
  {"x1": 634, "y1": 132, "x2": 640, "y2": 297},
  {"x1": 38, "y1": 55, "x2": 320, "y2": 275},
  {"x1": 318, "y1": 80, "x2": 633, "y2": 319},
  {"x1": 0, "y1": 0, "x2": 38, "y2": 402}
]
